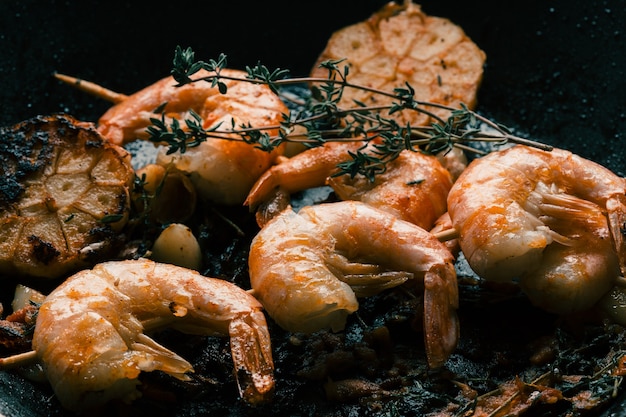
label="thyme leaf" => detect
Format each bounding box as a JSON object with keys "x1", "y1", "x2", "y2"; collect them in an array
[
  {"x1": 147, "y1": 46, "x2": 553, "y2": 180},
  {"x1": 99, "y1": 214, "x2": 124, "y2": 224}
]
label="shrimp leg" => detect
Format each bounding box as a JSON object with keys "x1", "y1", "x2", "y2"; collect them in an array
[
  {"x1": 607, "y1": 193, "x2": 626, "y2": 277},
  {"x1": 33, "y1": 259, "x2": 275, "y2": 411},
  {"x1": 448, "y1": 144, "x2": 626, "y2": 314},
  {"x1": 249, "y1": 200, "x2": 459, "y2": 368}
]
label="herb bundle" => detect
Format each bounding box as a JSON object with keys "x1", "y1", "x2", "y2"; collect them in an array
[{"x1": 147, "y1": 46, "x2": 551, "y2": 181}]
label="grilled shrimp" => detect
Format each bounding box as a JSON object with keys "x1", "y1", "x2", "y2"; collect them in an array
[
  {"x1": 246, "y1": 142, "x2": 454, "y2": 231},
  {"x1": 245, "y1": 141, "x2": 364, "y2": 217},
  {"x1": 248, "y1": 200, "x2": 458, "y2": 368},
  {"x1": 0, "y1": 114, "x2": 133, "y2": 279},
  {"x1": 310, "y1": 0, "x2": 486, "y2": 127},
  {"x1": 447, "y1": 144, "x2": 626, "y2": 314},
  {"x1": 328, "y1": 149, "x2": 454, "y2": 230},
  {"x1": 97, "y1": 68, "x2": 288, "y2": 205},
  {"x1": 32, "y1": 258, "x2": 275, "y2": 412}
]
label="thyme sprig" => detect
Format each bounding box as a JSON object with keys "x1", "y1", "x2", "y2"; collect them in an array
[{"x1": 147, "y1": 46, "x2": 551, "y2": 179}]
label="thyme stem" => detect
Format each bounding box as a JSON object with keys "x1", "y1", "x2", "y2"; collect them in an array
[{"x1": 150, "y1": 46, "x2": 555, "y2": 179}]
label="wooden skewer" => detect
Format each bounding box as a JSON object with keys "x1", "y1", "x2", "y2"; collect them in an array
[
  {"x1": 0, "y1": 350, "x2": 37, "y2": 369},
  {"x1": 433, "y1": 227, "x2": 459, "y2": 242},
  {"x1": 0, "y1": 227, "x2": 460, "y2": 371},
  {"x1": 54, "y1": 72, "x2": 128, "y2": 104},
  {"x1": 0, "y1": 315, "x2": 181, "y2": 371}
]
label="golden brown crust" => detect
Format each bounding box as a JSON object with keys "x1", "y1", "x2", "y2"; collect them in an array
[
  {"x1": 310, "y1": 1, "x2": 486, "y2": 127},
  {"x1": 0, "y1": 114, "x2": 134, "y2": 280}
]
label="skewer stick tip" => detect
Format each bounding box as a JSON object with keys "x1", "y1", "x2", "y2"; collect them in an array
[
  {"x1": 53, "y1": 72, "x2": 128, "y2": 104},
  {"x1": 0, "y1": 350, "x2": 38, "y2": 370},
  {"x1": 433, "y1": 227, "x2": 459, "y2": 242}
]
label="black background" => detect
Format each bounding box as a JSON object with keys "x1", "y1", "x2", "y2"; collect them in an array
[
  {"x1": 0, "y1": 0, "x2": 624, "y2": 175},
  {"x1": 1, "y1": 1, "x2": 626, "y2": 415}
]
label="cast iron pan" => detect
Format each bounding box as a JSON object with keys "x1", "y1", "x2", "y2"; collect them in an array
[{"x1": 1, "y1": 0, "x2": 625, "y2": 416}]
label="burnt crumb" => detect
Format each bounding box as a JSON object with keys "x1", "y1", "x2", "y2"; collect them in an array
[
  {"x1": 80, "y1": 227, "x2": 128, "y2": 263},
  {"x1": 323, "y1": 378, "x2": 389, "y2": 403},
  {"x1": 0, "y1": 302, "x2": 38, "y2": 353},
  {"x1": 0, "y1": 114, "x2": 103, "y2": 209},
  {"x1": 195, "y1": 202, "x2": 258, "y2": 284},
  {"x1": 0, "y1": 177, "x2": 22, "y2": 208},
  {"x1": 79, "y1": 130, "x2": 106, "y2": 149},
  {"x1": 28, "y1": 235, "x2": 60, "y2": 264},
  {"x1": 87, "y1": 225, "x2": 118, "y2": 242},
  {"x1": 0, "y1": 127, "x2": 52, "y2": 207}
]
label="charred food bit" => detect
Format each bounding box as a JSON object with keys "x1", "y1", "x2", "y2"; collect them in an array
[
  {"x1": 0, "y1": 114, "x2": 134, "y2": 279},
  {"x1": 0, "y1": 303, "x2": 39, "y2": 352}
]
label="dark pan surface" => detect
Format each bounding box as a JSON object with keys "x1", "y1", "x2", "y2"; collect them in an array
[{"x1": 1, "y1": 1, "x2": 625, "y2": 416}]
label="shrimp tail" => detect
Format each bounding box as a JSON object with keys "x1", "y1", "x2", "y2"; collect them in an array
[
  {"x1": 244, "y1": 167, "x2": 285, "y2": 210},
  {"x1": 422, "y1": 262, "x2": 459, "y2": 368},
  {"x1": 607, "y1": 193, "x2": 626, "y2": 277},
  {"x1": 244, "y1": 141, "x2": 366, "y2": 210},
  {"x1": 228, "y1": 310, "x2": 275, "y2": 405}
]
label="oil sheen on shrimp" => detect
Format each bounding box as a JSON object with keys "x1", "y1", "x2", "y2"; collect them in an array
[
  {"x1": 32, "y1": 258, "x2": 274, "y2": 412},
  {"x1": 97, "y1": 68, "x2": 288, "y2": 205},
  {"x1": 447, "y1": 144, "x2": 626, "y2": 314},
  {"x1": 246, "y1": 142, "x2": 454, "y2": 230},
  {"x1": 328, "y1": 149, "x2": 454, "y2": 230},
  {"x1": 248, "y1": 200, "x2": 459, "y2": 368}
]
